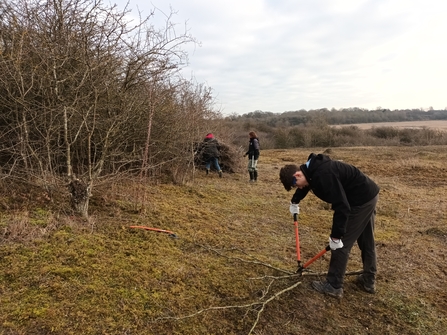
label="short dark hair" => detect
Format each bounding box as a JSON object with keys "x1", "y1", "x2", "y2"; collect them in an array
[{"x1": 279, "y1": 164, "x2": 299, "y2": 191}]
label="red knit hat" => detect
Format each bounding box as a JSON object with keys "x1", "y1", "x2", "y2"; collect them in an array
[{"x1": 205, "y1": 133, "x2": 214, "y2": 139}]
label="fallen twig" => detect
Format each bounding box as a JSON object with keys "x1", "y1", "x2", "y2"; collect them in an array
[
  {"x1": 196, "y1": 243, "x2": 294, "y2": 274},
  {"x1": 250, "y1": 270, "x2": 363, "y2": 280},
  {"x1": 156, "y1": 280, "x2": 302, "y2": 335},
  {"x1": 158, "y1": 243, "x2": 363, "y2": 334}
]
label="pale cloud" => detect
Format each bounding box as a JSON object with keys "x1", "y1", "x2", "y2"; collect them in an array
[{"x1": 114, "y1": 0, "x2": 447, "y2": 114}]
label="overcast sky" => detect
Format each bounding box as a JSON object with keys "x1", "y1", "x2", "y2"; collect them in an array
[{"x1": 113, "y1": 0, "x2": 447, "y2": 115}]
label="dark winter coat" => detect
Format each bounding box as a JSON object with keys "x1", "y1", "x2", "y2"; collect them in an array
[
  {"x1": 291, "y1": 153, "x2": 380, "y2": 239},
  {"x1": 201, "y1": 138, "x2": 221, "y2": 160},
  {"x1": 245, "y1": 137, "x2": 260, "y2": 160}
]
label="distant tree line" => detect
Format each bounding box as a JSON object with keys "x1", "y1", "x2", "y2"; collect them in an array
[
  {"x1": 228, "y1": 107, "x2": 447, "y2": 127},
  {"x1": 221, "y1": 108, "x2": 447, "y2": 150}
]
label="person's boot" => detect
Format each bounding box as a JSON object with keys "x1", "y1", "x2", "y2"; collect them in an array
[
  {"x1": 355, "y1": 274, "x2": 376, "y2": 294},
  {"x1": 218, "y1": 170, "x2": 223, "y2": 178},
  {"x1": 253, "y1": 170, "x2": 258, "y2": 182},
  {"x1": 311, "y1": 281, "x2": 343, "y2": 298},
  {"x1": 249, "y1": 171, "x2": 254, "y2": 182},
  {"x1": 206, "y1": 169, "x2": 210, "y2": 175}
]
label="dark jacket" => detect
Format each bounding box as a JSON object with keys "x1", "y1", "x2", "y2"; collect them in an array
[
  {"x1": 291, "y1": 153, "x2": 379, "y2": 239},
  {"x1": 246, "y1": 138, "x2": 260, "y2": 160},
  {"x1": 201, "y1": 138, "x2": 221, "y2": 160}
]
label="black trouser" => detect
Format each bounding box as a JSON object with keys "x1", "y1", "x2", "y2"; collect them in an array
[{"x1": 327, "y1": 194, "x2": 378, "y2": 289}]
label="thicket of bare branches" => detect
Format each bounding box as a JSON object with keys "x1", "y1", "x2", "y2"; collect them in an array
[{"x1": 0, "y1": 0, "x2": 219, "y2": 217}]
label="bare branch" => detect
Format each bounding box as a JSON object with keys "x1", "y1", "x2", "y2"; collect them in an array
[{"x1": 153, "y1": 242, "x2": 364, "y2": 334}]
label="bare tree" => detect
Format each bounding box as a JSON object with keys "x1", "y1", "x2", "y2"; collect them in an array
[{"x1": 0, "y1": 0, "x2": 216, "y2": 217}]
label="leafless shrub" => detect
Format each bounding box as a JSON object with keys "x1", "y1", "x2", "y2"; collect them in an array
[{"x1": 0, "y1": 0, "x2": 222, "y2": 217}]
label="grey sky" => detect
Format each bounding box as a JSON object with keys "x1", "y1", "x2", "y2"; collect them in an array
[{"x1": 114, "y1": 0, "x2": 447, "y2": 115}]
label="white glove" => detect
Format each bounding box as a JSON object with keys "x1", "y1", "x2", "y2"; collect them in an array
[
  {"x1": 329, "y1": 237, "x2": 344, "y2": 250},
  {"x1": 289, "y1": 203, "x2": 300, "y2": 215}
]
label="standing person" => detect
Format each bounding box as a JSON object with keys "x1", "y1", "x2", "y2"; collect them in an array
[
  {"x1": 201, "y1": 133, "x2": 223, "y2": 178},
  {"x1": 244, "y1": 131, "x2": 260, "y2": 182},
  {"x1": 279, "y1": 153, "x2": 380, "y2": 298}
]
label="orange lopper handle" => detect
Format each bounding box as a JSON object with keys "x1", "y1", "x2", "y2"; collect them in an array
[
  {"x1": 302, "y1": 245, "x2": 331, "y2": 269},
  {"x1": 294, "y1": 213, "x2": 301, "y2": 263}
]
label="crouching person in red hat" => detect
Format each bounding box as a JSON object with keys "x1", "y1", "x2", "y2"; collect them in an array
[
  {"x1": 279, "y1": 153, "x2": 380, "y2": 298},
  {"x1": 201, "y1": 133, "x2": 223, "y2": 178}
]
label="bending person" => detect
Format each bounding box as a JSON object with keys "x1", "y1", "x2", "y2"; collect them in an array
[
  {"x1": 202, "y1": 133, "x2": 223, "y2": 178},
  {"x1": 280, "y1": 153, "x2": 380, "y2": 298}
]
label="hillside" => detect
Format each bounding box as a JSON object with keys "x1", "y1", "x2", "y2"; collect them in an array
[
  {"x1": 331, "y1": 120, "x2": 447, "y2": 131},
  {"x1": 1, "y1": 146, "x2": 446, "y2": 334}
]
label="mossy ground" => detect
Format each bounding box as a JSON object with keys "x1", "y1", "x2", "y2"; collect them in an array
[{"x1": 1, "y1": 146, "x2": 446, "y2": 334}]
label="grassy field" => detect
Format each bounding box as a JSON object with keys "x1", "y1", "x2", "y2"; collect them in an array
[
  {"x1": 1, "y1": 146, "x2": 446, "y2": 334},
  {"x1": 332, "y1": 120, "x2": 447, "y2": 130}
]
